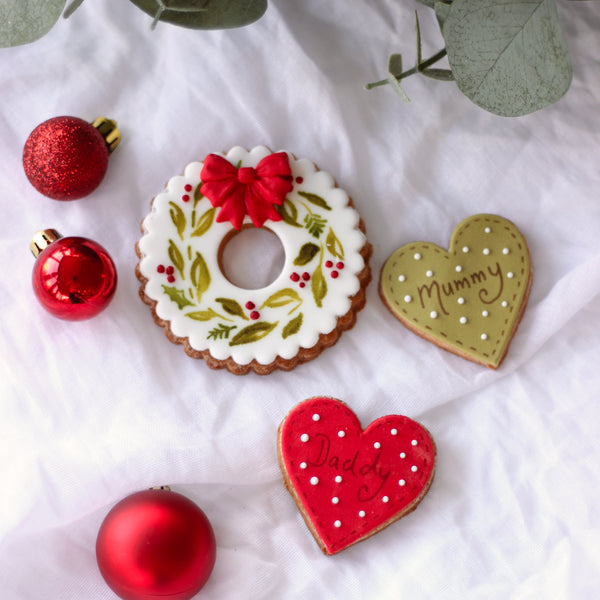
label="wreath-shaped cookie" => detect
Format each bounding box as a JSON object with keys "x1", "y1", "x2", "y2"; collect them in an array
[{"x1": 135, "y1": 146, "x2": 372, "y2": 375}]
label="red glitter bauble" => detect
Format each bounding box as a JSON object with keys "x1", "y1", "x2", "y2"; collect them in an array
[
  {"x1": 31, "y1": 230, "x2": 117, "y2": 320},
  {"x1": 96, "y1": 489, "x2": 217, "y2": 600},
  {"x1": 23, "y1": 116, "x2": 110, "y2": 200}
]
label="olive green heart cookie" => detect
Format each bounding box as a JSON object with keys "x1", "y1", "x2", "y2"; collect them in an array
[{"x1": 379, "y1": 214, "x2": 532, "y2": 369}]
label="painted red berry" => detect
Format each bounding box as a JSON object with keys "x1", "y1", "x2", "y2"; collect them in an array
[
  {"x1": 325, "y1": 260, "x2": 333, "y2": 268},
  {"x1": 336, "y1": 262, "x2": 344, "y2": 270},
  {"x1": 157, "y1": 265, "x2": 165, "y2": 274},
  {"x1": 290, "y1": 273, "x2": 300, "y2": 282},
  {"x1": 302, "y1": 272, "x2": 310, "y2": 281},
  {"x1": 167, "y1": 275, "x2": 175, "y2": 283},
  {"x1": 184, "y1": 184, "x2": 193, "y2": 192},
  {"x1": 331, "y1": 271, "x2": 339, "y2": 279},
  {"x1": 182, "y1": 194, "x2": 190, "y2": 202},
  {"x1": 166, "y1": 266, "x2": 174, "y2": 275},
  {"x1": 245, "y1": 301, "x2": 255, "y2": 310},
  {"x1": 299, "y1": 282, "x2": 306, "y2": 288},
  {"x1": 295, "y1": 176, "x2": 303, "y2": 184},
  {"x1": 250, "y1": 311, "x2": 260, "y2": 320}
]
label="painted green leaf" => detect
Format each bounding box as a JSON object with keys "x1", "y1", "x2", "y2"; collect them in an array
[
  {"x1": 276, "y1": 199, "x2": 302, "y2": 227},
  {"x1": 325, "y1": 228, "x2": 344, "y2": 260},
  {"x1": 190, "y1": 252, "x2": 210, "y2": 302},
  {"x1": 191, "y1": 207, "x2": 215, "y2": 237},
  {"x1": 215, "y1": 297, "x2": 248, "y2": 320},
  {"x1": 304, "y1": 214, "x2": 327, "y2": 239},
  {"x1": 293, "y1": 243, "x2": 320, "y2": 266},
  {"x1": 282, "y1": 313, "x2": 303, "y2": 339},
  {"x1": 229, "y1": 321, "x2": 278, "y2": 346},
  {"x1": 169, "y1": 202, "x2": 187, "y2": 240},
  {"x1": 194, "y1": 183, "x2": 204, "y2": 207},
  {"x1": 207, "y1": 323, "x2": 237, "y2": 340},
  {"x1": 129, "y1": 0, "x2": 267, "y2": 30},
  {"x1": 162, "y1": 285, "x2": 194, "y2": 309},
  {"x1": 442, "y1": 0, "x2": 572, "y2": 116},
  {"x1": 185, "y1": 308, "x2": 220, "y2": 321},
  {"x1": 261, "y1": 288, "x2": 302, "y2": 311},
  {"x1": 298, "y1": 191, "x2": 332, "y2": 211},
  {"x1": 0, "y1": 0, "x2": 66, "y2": 47},
  {"x1": 311, "y1": 264, "x2": 327, "y2": 308},
  {"x1": 168, "y1": 239, "x2": 186, "y2": 279}
]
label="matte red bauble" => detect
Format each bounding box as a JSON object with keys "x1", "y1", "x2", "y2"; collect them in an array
[
  {"x1": 23, "y1": 116, "x2": 120, "y2": 200},
  {"x1": 31, "y1": 229, "x2": 117, "y2": 320},
  {"x1": 96, "y1": 489, "x2": 216, "y2": 600}
]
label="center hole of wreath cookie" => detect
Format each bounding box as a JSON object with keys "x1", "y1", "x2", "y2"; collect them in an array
[{"x1": 219, "y1": 226, "x2": 285, "y2": 290}]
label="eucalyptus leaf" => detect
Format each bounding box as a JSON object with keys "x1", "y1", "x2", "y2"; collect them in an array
[
  {"x1": 387, "y1": 73, "x2": 411, "y2": 103},
  {"x1": 434, "y1": 1, "x2": 453, "y2": 28},
  {"x1": 442, "y1": 0, "x2": 572, "y2": 116},
  {"x1": 0, "y1": 0, "x2": 66, "y2": 47},
  {"x1": 388, "y1": 54, "x2": 404, "y2": 79},
  {"x1": 421, "y1": 67, "x2": 454, "y2": 81},
  {"x1": 129, "y1": 0, "x2": 267, "y2": 30}
]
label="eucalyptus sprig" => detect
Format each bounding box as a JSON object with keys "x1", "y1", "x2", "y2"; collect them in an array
[
  {"x1": 0, "y1": 0, "x2": 267, "y2": 48},
  {"x1": 367, "y1": 0, "x2": 573, "y2": 117}
]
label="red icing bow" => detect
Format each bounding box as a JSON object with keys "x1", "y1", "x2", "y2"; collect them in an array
[{"x1": 200, "y1": 152, "x2": 293, "y2": 230}]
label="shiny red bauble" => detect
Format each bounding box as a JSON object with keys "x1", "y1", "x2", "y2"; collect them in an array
[
  {"x1": 31, "y1": 229, "x2": 117, "y2": 320},
  {"x1": 96, "y1": 489, "x2": 216, "y2": 600},
  {"x1": 23, "y1": 116, "x2": 119, "y2": 200}
]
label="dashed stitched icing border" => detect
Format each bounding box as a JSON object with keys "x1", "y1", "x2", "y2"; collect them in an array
[{"x1": 386, "y1": 216, "x2": 528, "y2": 360}]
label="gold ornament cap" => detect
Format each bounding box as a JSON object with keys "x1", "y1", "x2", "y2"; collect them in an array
[
  {"x1": 92, "y1": 117, "x2": 121, "y2": 153},
  {"x1": 30, "y1": 229, "x2": 62, "y2": 258}
]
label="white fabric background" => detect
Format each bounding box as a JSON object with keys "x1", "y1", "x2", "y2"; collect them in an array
[{"x1": 1, "y1": 1, "x2": 599, "y2": 598}]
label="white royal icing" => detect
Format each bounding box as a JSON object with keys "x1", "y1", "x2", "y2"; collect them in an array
[{"x1": 137, "y1": 147, "x2": 368, "y2": 366}]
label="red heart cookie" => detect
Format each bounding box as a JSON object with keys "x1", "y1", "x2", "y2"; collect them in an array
[{"x1": 277, "y1": 397, "x2": 436, "y2": 555}]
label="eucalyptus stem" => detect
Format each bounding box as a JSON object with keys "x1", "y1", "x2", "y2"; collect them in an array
[{"x1": 365, "y1": 48, "x2": 448, "y2": 90}]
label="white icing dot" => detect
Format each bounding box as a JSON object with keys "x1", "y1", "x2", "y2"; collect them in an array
[
  {"x1": 481, "y1": 333, "x2": 488, "y2": 340},
  {"x1": 300, "y1": 434, "x2": 309, "y2": 442},
  {"x1": 374, "y1": 442, "x2": 381, "y2": 449},
  {"x1": 399, "y1": 479, "x2": 406, "y2": 486},
  {"x1": 310, "y1": 476, "x2": 319, "y2": 485},
  {"x1": 502, "y1": 248, "x2": 510, "y2": 255},
  {"x1": 483, "y1": 248, "x2": 490, "y2": 255},
  {"x1": 358, "y1": 510, "x2": 366, "y2": 518},
  {"x1": 338, "y1": 431, "x2": 345, "y2": 438},
  {"x1": 459, "y1": 316, "x2": 467, "y2": 324},
  {"x1": 457, "y1": 297, "x2": 465, "y2": 305},
  {"x1": 382, "y1": 496, "x2": 389, "y2": 503},
  {"x1": 404, "y1": 295, "x2": 412, "y2": 303},
  {"x1": 414, "y1": 253, "x2": 422, "y2": 260},
  {"x1": 426, "y1": 270, "x2": 433, "y2": 277},
  {"x1": 332, "y1": 497, "x2": 339, "y2": 504},
  {"x1": 502, "y1": 300, "x2": 508, "y2": 307},
  {"x1": 335, "y1": 475, "x2": 342, "y2": 483},
  {"x1": 484, "y1": 227, "x2": 491, "y2": 233},
  {"x1": 398, "y1": 274, "x2": 406, "y2": 282},
  {"x1": 411, "y1": 466, "x2": 418, "y2": 472},
  {"x1": 507, "y1": 272, "x2": 514, "y2": 278},
  {"x1": 455, "y1": 265, "x2": 462, "y2": 272},
  {"x1": 390, "y1": 428, "x2": 398, "y2": 436},
  {"x1": 399, "y1": 452, "x2": 406, "y2": 459},
  {"x1": 430, "y1": 311, "x2": 438, "y2": 319},
  {"x1": 482, "y1": 310, "x2": 489, "y2": 317},
  {"x1": 312, "y1": 413, "x2": 320, "y2": 421},
  {"x1": 334, "y1": 520, "x2": 342, "y2": 528},
  {"x1": 411, "y1": 440, "x2": 418, "y2": 446},
  {"x1": 300, "y1": 462, "x2": 307, "y2": 469},
  {"x1": 462, "y1": 246, "x2": 469, "y2": 253}
]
